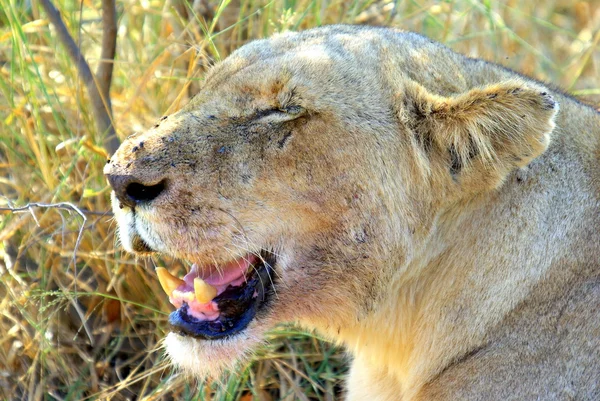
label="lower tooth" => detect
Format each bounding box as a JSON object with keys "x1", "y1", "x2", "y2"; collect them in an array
[{"x1": 194, "y1": 277, "x2": 218, "y2": 303}]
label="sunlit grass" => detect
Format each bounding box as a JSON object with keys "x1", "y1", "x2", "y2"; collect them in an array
[{"x1": 0, "y1": 0, "x2": 598, "y2": 399}]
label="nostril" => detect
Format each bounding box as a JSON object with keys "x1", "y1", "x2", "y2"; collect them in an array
[{"x1": 125, "y1": 180, "x2": 166, "y2": 204}]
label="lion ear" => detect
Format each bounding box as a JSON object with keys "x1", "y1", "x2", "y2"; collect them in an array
[{"x1": 399, "y1": 79, "x2": 559, "y2": 194}]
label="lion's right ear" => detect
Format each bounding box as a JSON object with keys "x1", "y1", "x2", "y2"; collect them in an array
[{"x1": 397, "y1": 79, "x2": 558, "y2": 195}]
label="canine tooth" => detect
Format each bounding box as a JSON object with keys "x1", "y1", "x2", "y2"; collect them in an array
[
  {"x1": 156, "y1": 267, "x2": 184, "y2": 296},
  {"x1": 194, "y1": 277, "x2": 218, "y2": 303}
]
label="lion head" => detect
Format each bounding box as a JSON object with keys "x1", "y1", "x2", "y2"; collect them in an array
[{"x1": 104, "y1": 25, "x2": 557, "y2": 376}]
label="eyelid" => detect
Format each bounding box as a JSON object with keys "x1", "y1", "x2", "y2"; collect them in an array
[
  {"x1": 279, "y1": 105, "x2": 304, "y2": 115},
  {"x1": 252, "y1": 105, "x2": 306, "y2": 122}
]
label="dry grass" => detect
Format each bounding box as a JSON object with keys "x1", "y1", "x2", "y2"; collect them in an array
[{"x1": 0, "y1": 0, "x2": 598, "y2": 399}]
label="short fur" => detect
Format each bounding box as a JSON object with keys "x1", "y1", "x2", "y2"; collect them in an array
[{"x1": 104, "y1": 26, "x2": 600, "y2": 400}]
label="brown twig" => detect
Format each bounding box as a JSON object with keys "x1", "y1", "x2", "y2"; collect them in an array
[{"x1": 38, "y1": 0, "x2": 120, "y2": 155}]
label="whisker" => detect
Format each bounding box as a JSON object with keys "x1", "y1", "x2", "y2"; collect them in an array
[
  {"x1": 199, "y1": 226, "x2": 225, "y2": 279},
  {"x1": 223, "y1": 230, "x2": 287, "y2": 293},
  {"x1": 226, "y1": 240, "x2": 288, "y2": 298}
]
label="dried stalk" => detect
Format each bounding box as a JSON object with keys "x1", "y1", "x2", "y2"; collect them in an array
[
  {"x1": 39, "y1": 0, "x2": 120, "y2": 155},
  {"x1": 97, "y1": 0, "x2": 119, "y2": 154}
]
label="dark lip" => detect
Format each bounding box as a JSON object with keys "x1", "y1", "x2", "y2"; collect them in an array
[
  {"x1": 131, "y1": 234, "x2": 154, "y2": 254},
  {"x1": 168, "y1": 252, "x2": 276, "y2": 340}
]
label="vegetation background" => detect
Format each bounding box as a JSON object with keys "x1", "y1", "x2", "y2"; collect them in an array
[{"x1": 1, "y1": 0, "x2": 598, "y2": 399}]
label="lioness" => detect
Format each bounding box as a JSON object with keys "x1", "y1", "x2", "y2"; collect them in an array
[{"x1": 104, "y1": 25, "x2": 600, "y2": 400}]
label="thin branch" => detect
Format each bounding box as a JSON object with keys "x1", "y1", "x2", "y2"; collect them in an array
[
  {"x1": 0, "y1": 202, "x2": 87, "y2": 265},
  {"x1": 0, "y1": 201, "x2": 94, "y2": 344},
  {"x1": 0, "y1": 207, "x2": 112, "y2": 217},
  {"x1": 39, "y1": 0, "x2": 120, "y2": 155}
]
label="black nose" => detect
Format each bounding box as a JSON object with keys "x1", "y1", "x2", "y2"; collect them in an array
[{"x1": 106, "y1": 174, "x2": 166, "y2": 209}]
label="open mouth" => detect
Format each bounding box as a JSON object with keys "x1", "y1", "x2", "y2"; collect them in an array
[{"x1": 156, "y1": 251, "x2": 276, "y2": 340}]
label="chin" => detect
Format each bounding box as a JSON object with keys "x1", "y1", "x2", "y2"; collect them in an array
[{"x1": 164, "y1": 324, "x2": 268, "y2": 377}]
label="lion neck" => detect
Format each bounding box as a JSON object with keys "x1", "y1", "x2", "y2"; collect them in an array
[{"x1": 324, "y1": 116, "x2": 598, "y2": 397}]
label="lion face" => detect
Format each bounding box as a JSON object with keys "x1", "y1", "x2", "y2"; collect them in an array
[
  {"x1": 104, "y1": 26, "x2": 557, "y2": 375},
  {"x1": 104, "y1": 27, "x2": 411, "y2": 374}
]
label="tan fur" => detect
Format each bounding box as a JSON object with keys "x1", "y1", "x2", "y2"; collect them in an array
[{"x1": 104, "y1": 26, "x2": 600, "y2": 400}]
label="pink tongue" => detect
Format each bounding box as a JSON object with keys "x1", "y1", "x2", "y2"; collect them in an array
[
  {"x1": 183, "y1": 254, "x2": 258, "y2": 288},
  {"x1": 172, "y1": 254, "x2": 259, "y2": 321}
]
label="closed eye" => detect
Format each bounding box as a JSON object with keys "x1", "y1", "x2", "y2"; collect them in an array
[{"x1": 253, "y1": 105, "x2": 306, "y2": 123}]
